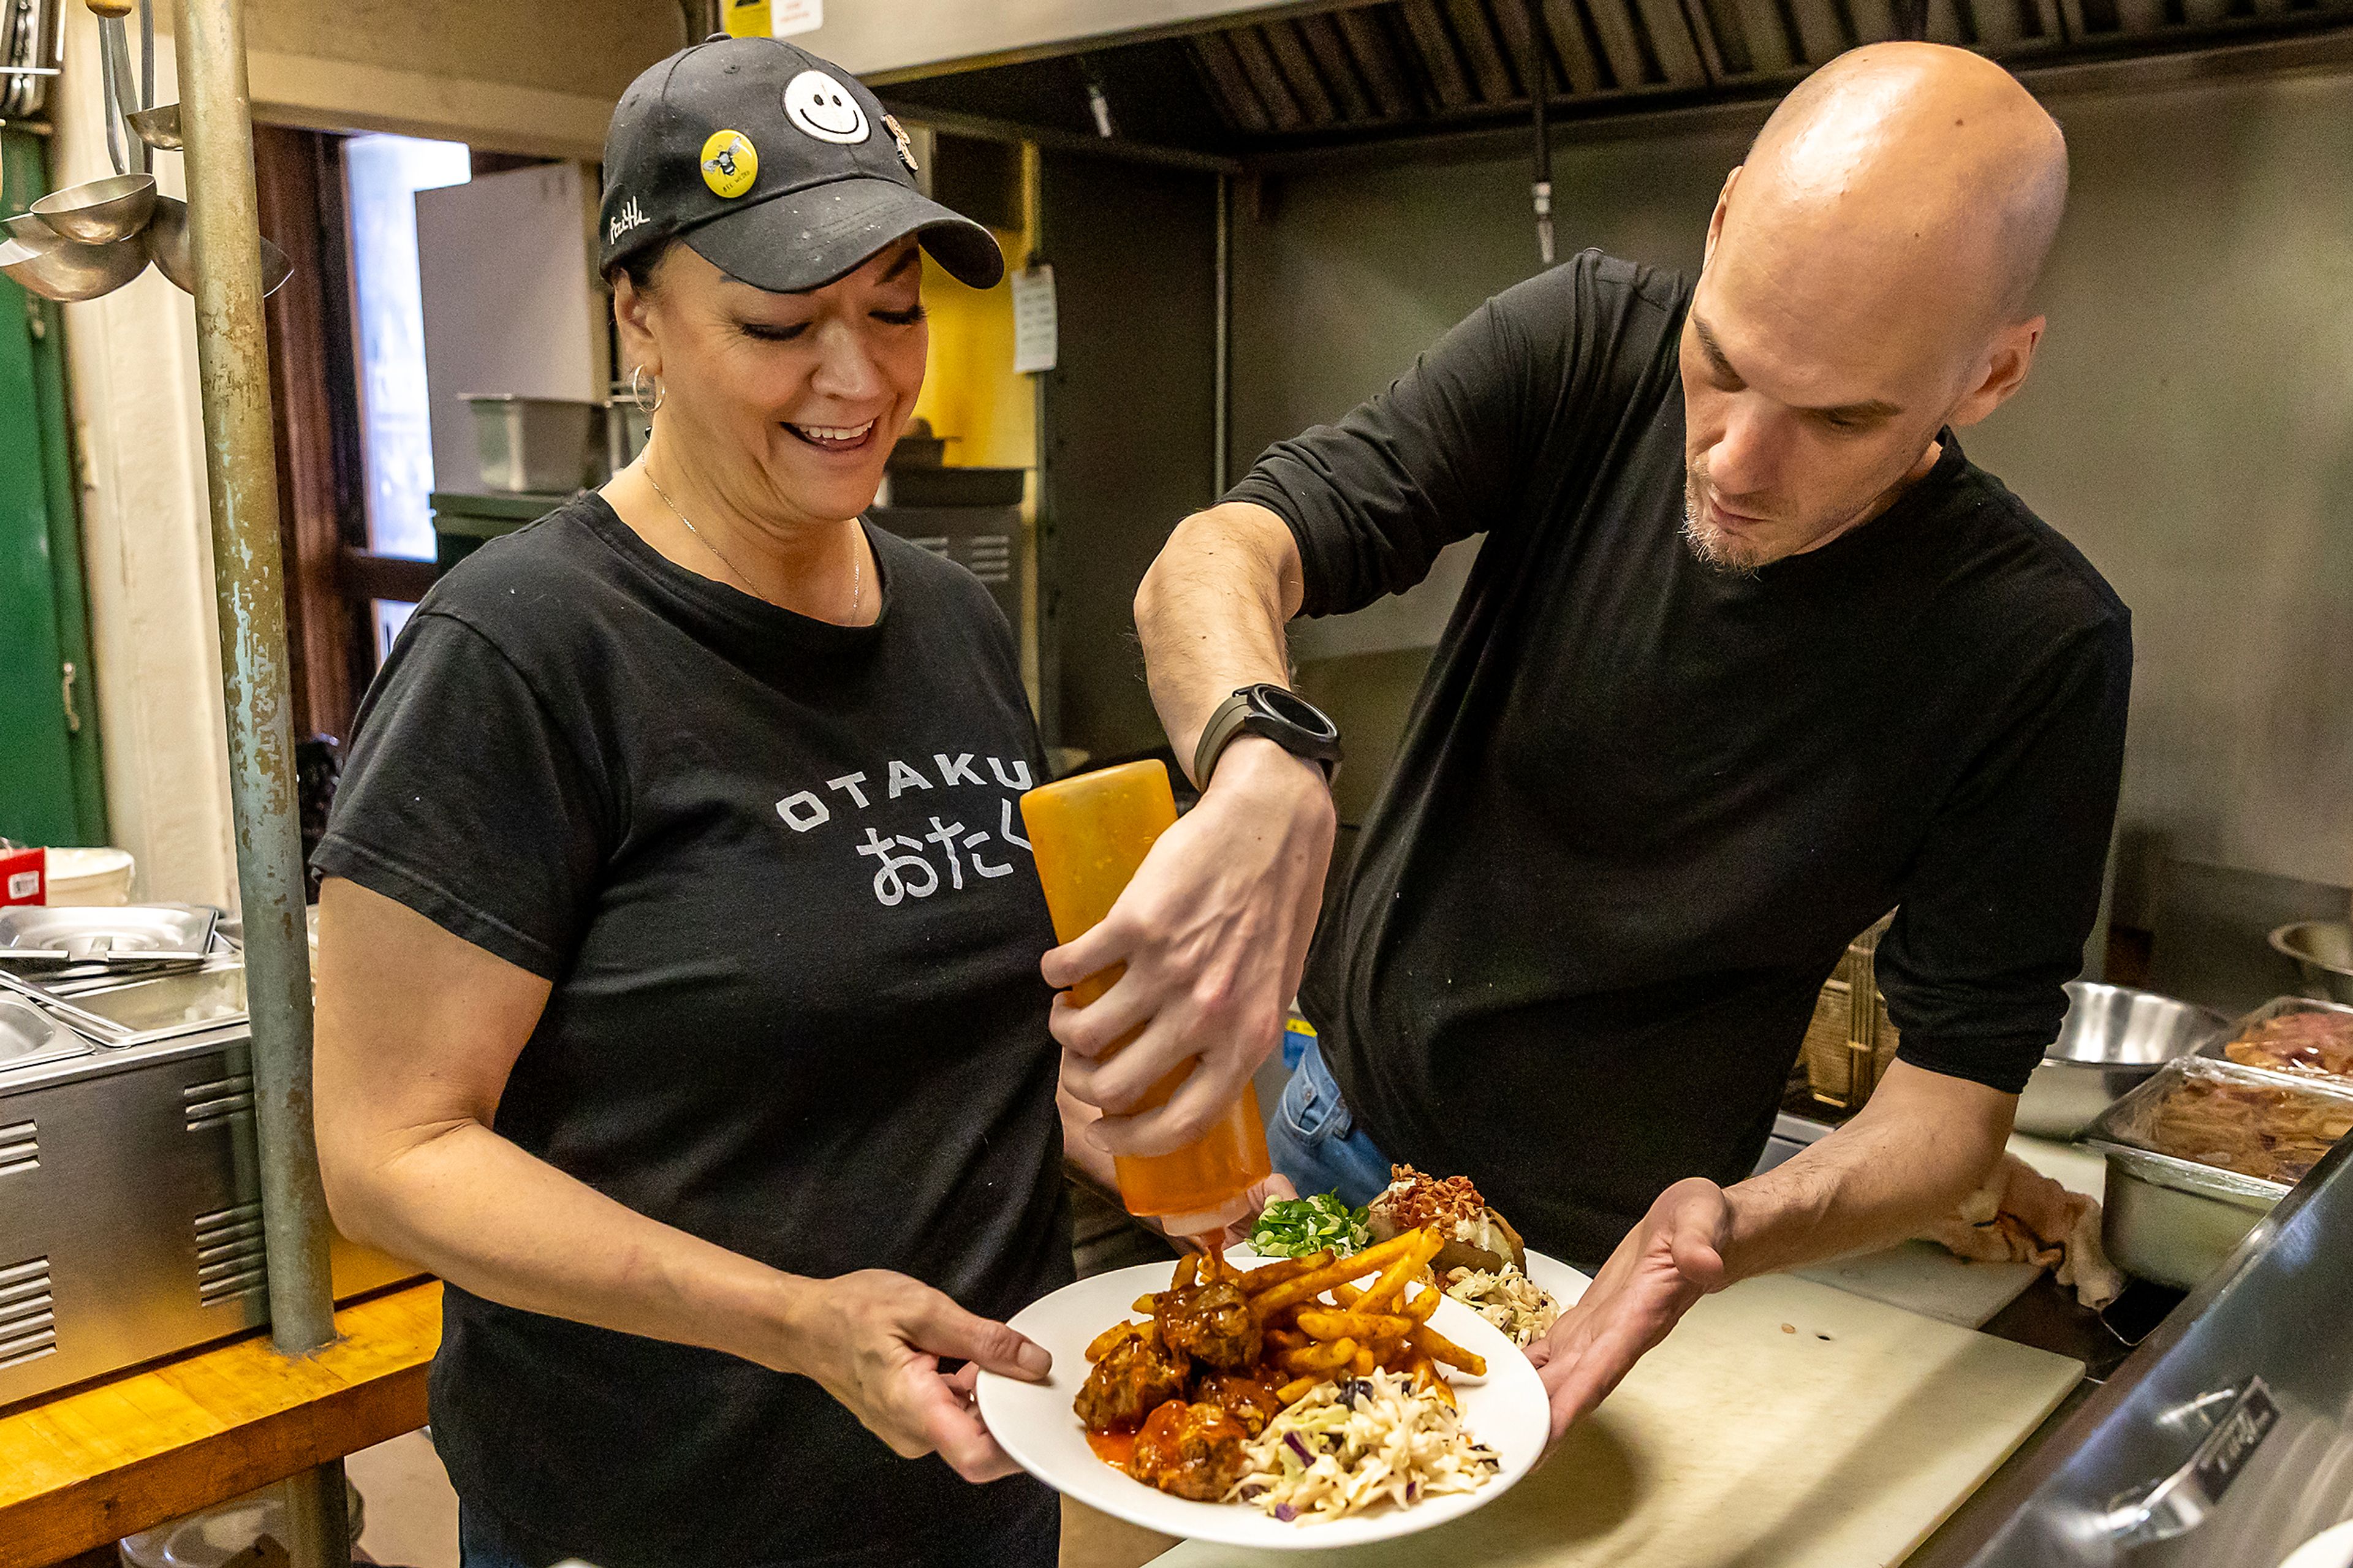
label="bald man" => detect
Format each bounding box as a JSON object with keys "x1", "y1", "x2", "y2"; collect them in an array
[{"x1": 1046, "y1": 45, "x2": 2129, "y2": 1435}]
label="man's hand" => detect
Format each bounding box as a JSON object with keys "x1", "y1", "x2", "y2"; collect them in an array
[
  {"x1": 1046, "y1": 739, "x2": 1335, "y2": 1157},
  {"x1": 1526, "y1": 1178, "x2": 1730, "y2": 1442}
]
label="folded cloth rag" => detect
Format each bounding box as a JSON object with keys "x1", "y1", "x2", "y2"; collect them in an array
[{"x1": 1916, "y1": 1153, "x2": 2124, "y2": 1309}]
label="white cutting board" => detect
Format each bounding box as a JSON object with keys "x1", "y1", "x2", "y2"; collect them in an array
[
  {"x1": 1786, "y1": 1135, "x2": 2114, "y2": 1328},
  {"x1": 1154, "y1": 1273, "x2": 2082, "y2": 1568},
  {"x1": 1792, "y1": 1243, "x2": 2044, "y2": 1329}
]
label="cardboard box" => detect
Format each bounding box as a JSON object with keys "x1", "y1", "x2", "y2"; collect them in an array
[{"x1": 1, "y1": 846, "x2": 45, "y2": 906}]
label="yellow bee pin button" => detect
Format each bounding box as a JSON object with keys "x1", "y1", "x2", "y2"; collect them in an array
[{"x1": 700, "y1": 130, "x2": 759, "y2": 199}]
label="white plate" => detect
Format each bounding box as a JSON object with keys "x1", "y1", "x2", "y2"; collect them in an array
[{"x1": 977, "y1": 1251, "x2": 1553, "y2": 1550}]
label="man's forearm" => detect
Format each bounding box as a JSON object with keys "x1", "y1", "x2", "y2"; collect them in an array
[
  {"x1": 1136, "y1": 501, "x2": 1306, "y2": 781},
  {"x1": 1717, "y1": 1060, "x2": 2016, "y2": 1282}
]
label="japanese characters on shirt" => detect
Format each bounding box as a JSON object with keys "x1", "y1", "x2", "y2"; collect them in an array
[{"x1": 774, "y1": 750, "x2": 1036, "y2": 908}]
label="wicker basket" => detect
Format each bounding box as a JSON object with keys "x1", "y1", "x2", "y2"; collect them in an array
[{"x1": 1803, "y1": 914, "x2": 1901, "y2": 1111}]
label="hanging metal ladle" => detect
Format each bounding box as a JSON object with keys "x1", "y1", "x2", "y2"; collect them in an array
[
  {"x1": 6, "y1": 0, "x2": 294, "y2": 305},
  {"x1": 126, "y1": 103, "x2": 181, "y2": 150},
  {"x1": 143, "y1": 194, "x2": 291, "y2": 297},
  {"x1": 0, "y1": 231, "x2": 149, "y2": 301},
  {"x1": 29, "y1": 170, "x2": 156, "y2": 243}
]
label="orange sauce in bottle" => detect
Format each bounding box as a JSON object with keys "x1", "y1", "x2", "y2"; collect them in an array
[{"x1": 1022, "y1": 761, "x2": 1272, "y2": 1230}]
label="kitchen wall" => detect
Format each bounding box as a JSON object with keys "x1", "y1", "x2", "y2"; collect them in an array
[
  {"x1": 51, "y1": 1, "x2": 680, "y2": 907},
  {"x1": 1230, "y1": 65, "x2": 2353, "y2": 955},
  {"x1": 134, "y1": 0, "x2": 681, "y2": 160},
  {"x1": 48, "y1": 5, "x2": 237, "y2": 910}
]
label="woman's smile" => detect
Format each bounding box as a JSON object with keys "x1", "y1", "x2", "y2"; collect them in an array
[{"x1": 786, "y1": 417, "x2": 880, "y2": 453}]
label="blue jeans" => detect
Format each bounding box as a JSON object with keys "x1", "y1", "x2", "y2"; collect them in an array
[{"x1": 1265, "y1": 1031, "x2": 1396, "y2": 1208}]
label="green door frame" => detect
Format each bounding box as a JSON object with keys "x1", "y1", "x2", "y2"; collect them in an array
[{"x1": 1, "y1": 127, "x2": 108, "y2": 847}]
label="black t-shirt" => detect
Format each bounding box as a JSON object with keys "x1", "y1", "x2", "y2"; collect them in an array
[
  {"x1": 1228, "y1": 251, "x2": 2131, "y2": 1266},
  {"x1": 315, "y1": 495, "x2": 1071, "y2": 1567}
]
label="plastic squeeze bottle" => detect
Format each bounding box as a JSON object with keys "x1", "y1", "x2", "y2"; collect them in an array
[{"x1": 1021, "y1": 760, "x2": 1271, "y2": 1237}]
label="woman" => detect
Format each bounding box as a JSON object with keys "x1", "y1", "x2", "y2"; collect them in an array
[{"x1": 314, "y1": 37, "x2": 1078, "y2": 1568}]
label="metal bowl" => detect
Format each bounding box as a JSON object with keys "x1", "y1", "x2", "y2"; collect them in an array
[
  {"x1": 2014, "y1": 980, "x2": 2229, "y2": 1139},
  {"x1": 29, "y1": 172, "x2": 157, "y2": 244},
  {"x1": 2270, "y1": 922, "x2": 2353, "y2": 1007},
  {"x1": 0, "y1": 233, "x2": 150, "y2": 303},
  {"x1": 142, "y1": 196, "x2": 293, "y2": 297}
]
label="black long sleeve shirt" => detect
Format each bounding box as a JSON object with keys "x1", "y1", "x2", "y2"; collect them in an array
[{"x1": 1227, "y1": 251, "x2": 2131, "y2": 1264}]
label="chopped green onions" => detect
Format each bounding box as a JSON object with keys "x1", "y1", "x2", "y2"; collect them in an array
[{"x1": 1250, "y1": 1193, "x2": 1371, "y2": 1258}]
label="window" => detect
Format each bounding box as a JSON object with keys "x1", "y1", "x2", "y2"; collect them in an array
[{"x1": 343, "y1": 134, "x2": 471, "y2": 659}]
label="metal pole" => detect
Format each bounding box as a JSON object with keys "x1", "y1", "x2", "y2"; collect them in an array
[{"x1": 172, "y1": 0, "x2": 350, "y2": 1558}]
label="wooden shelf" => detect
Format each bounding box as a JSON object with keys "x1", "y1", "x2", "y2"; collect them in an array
[{"x1": 0, "y1": 1282, "x2": 441, "y2": 1568}]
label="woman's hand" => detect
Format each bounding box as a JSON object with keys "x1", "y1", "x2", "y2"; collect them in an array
[{"x1": 782, "y1": 1270, "x2": 1052, "y2": 1483}]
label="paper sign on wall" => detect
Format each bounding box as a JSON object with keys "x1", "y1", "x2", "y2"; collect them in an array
[
  {"x1": 723, "y1": 0, "x2": 822, "y2": 38},
  {"x1": 1011, "y1": 264, "x2": 1057, "y2": 375},
  {"x1": 770, "y1": 0, "x2": 824, "y2": 36}
]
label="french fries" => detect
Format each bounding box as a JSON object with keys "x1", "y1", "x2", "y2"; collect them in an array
[
  {"x1": 1281, "y1": 1336, "x2": 1358, "y2": 1374},
  {"x1": 1235, "y1": 1250, "x2": 1334, "y2": 1295},
  {"x1": 1358, "y1": 1229, "x2": 1442, "y2": 1312},
  {"x1": 1407, "y1": 1320, "x2": 1487, "y2": 1377},
  {"x1": 1275, "y1": 1373, "x2": 1321, "y2": 1406},
  {"x1": 1086, "y1": 1319, "x2": 1148, "y2": 1363},
  {"x1": 1295, "y1": 1308, "x2": 1414, "y2": 1343},
  {"x1": 1252, "y1": 1229, "x2": 1430, "y2": 1316}
]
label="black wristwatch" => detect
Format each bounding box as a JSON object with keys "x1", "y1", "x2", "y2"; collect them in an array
[{"x1": 1192, "y1": 684, "x2": 1343, "y2": 786}]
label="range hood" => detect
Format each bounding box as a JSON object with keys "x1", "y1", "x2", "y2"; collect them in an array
[
  {"x1": 871, "y1": 0, "x2": 2353, "y2": 164},
  {"x1": 792, "y1": 1, "x2": 1348, "y2": 80}
]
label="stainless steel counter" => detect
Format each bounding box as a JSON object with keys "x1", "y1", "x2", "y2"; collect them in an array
[{"x1": 1914, "y1": 1135, "x2": 2353, "y2": 1567}]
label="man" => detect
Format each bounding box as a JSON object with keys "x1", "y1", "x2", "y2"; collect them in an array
[{"x1": 1044, "y1": 42, "x2": 2129, "y2": 1439}]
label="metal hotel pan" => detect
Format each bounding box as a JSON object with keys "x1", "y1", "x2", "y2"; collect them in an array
[
  {"x1": 0, "y1": 903, "x2": 220, "y2": 968},
  {"x1": 0, "y1": 998, "x2": 89, "y2": 1072},
  {"x1": 2084, "y1": 1055, "x2": 2353, "y2": 1289},
  {"x1": 2196, "y1": 994, "x2": 2353, "y2": 1085}
]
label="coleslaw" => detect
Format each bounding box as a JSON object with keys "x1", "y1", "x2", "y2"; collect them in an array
[
  {"x1": 1226, "y1": 1371, "x2": 1501, "y2": 1523},
  {"x1": 1442, "y1": 1264, "x2": 1560, "y2": 1346}
]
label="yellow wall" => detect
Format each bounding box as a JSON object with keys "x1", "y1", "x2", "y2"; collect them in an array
[
  {"x1": 908, "y1": 154, "x2": 1044, "y2": 708},
  {"x1": 911, "y1": 240, "x2": 1036, "y2": 472}
]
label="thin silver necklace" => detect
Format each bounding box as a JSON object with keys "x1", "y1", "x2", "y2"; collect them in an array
[{"x1": 643, "y1": 465, "x2": 863, "y2": 619}]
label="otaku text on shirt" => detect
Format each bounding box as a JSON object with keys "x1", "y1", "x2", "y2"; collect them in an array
[{"x1": 773, "y1": 751, "x2": 1036, "y2": 908}]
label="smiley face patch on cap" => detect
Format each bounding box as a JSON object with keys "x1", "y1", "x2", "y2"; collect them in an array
[
  {"x1": 700, "y1": 129, "x2": 759, "y2": 198},
  {"x1": 783, "y1": 69, "x2": 870, "y2": 145}
]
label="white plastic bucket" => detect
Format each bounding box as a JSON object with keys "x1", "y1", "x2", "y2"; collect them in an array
[{"x1": 42, "y1": 846, "x2": 134, "y2": 906}]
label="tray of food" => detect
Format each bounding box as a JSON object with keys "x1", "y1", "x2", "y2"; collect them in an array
[
  {"x1": 2082, "y1": 1055, "x2": 2353, "y2": 1289},
  {"x1": 2202, "y1": 996, "x2": 2353, "y2": 1085},
  {"x1": 978, "y1": 1172, "x2": 1563, "y2": 1548},
  {"x1": 2088, "y1": 1055, "x2": 2353, "y2": 1186}
]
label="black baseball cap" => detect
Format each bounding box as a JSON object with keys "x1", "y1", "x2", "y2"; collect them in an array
[{"x1": 599, "y1": 35, "x2": 1002, "y2": 294}]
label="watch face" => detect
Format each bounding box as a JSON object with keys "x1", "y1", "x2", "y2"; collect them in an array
[{"x1": 1257, "y1": 684, "x2": 1339, "y2": 740}]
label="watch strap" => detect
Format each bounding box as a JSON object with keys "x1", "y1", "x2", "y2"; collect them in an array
[
  {"x1": 1192, "y1": 691, "x2": 1257, "y2": 788},
  {"x1": 1193, "y1": 685, "x2": 1341, "y2": 786}
]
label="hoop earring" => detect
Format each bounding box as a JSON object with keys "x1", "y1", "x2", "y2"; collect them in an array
[{"x1": 629, "y1": 365, "x2": 665, "y2": 415}]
